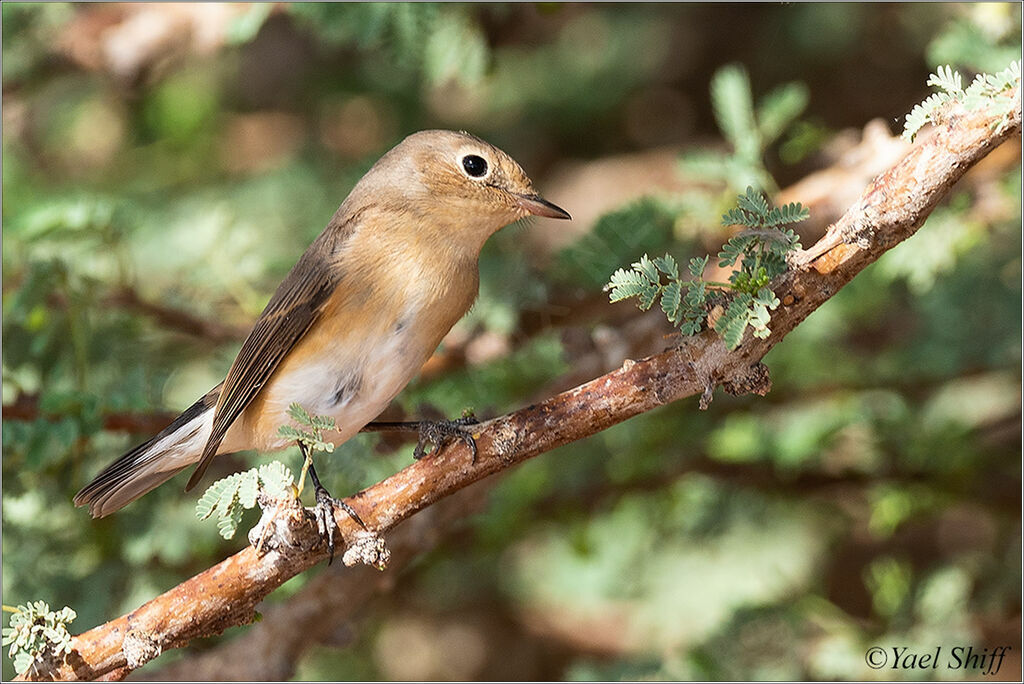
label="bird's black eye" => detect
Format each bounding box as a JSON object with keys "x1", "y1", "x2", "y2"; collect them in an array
[{"x1": 461, "y1": 154, "x2": 488, "y2": 178}]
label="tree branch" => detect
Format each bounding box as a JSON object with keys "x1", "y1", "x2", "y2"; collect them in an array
[
  {"x1": 20, "y1": 89, "x2": 1020, "y2": 681},
  {"x1": 138, "y1": 479, "x2": 494, "y2": 681},
  {"x1": 105, "y1": 288, "x2": 249, "y2": 344},
  {"x1": 1, "y1": 394, "x2": 178, "y2": 435}
]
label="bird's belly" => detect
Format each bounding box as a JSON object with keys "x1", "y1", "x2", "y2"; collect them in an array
[{"x1": 235, "y1": 324, "x2": 428, "y2": 452}]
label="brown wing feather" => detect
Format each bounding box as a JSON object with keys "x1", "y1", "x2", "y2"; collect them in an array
[{"x1": 185, "y1": 225, "x2": 350, "y2": 491}]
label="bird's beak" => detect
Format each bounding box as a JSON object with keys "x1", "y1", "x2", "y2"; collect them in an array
[{"x1": 515, "y1": 193, "x2": 571, "y2": 220}]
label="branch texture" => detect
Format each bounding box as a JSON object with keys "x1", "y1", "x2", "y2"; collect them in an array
[{"x1": 21, "y1": 89, "x2": 1020, "y2": 681}]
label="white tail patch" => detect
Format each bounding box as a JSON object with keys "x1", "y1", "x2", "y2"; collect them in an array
[{"x1": 74, "y1": 402, "x2": 215, "y2": 518}]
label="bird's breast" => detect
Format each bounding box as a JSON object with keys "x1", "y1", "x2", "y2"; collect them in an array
[{"x1": 234, "y1": 261, "x2": 479, "y2": 452}]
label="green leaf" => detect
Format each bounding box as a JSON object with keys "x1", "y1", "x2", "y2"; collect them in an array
[
  {"x1": 718, "y1": 236, "x2": 754, "y2": 267},
  {"x1": 963, "y1": 77, "x2": 992, "y2": 110},
  {"x1": 632, "y1": 254, "x2": 660, "y2": 284},
  {"x1": 688, "y1": 255, "x2": 709, "y2": 278},
  {"x1": 606, "y1": 182, "x2": 804, "y2": 348},
  {"x1": 721, "y1": 207, "x2": 752, "y2": 227},
  {"x1": 753, "y1": 287, "x2": 781, "y2": 309},
  {"x1": 927, "y1": 64, "x2": 963, "y2": 95},
  {"x1": 607, "y1": 268, "x2": 650, "y2": 303},
  {"x1": 277, "y1": 425, "x2": 304, "y2": 441},
  {"x1": 4, "y1": 601, "x2": 76, "y2": 674},
  {"x1": 217, "y1": 504, "x2": 245, "y2": 540},
  {"x1": 258, "y1": 461, "x2": 294, "y2": 499},
  {"x1": 780, "y1": 227, "x2": 802, "y2": 251},
  {"x1": 901, "y1": 59, "x2": 1022, "y2": 143},
  {"x1": 680, "y1": 317, "x2": 703, "y2": 336},
  {"x1": 13, "y1": 651, "x2": 33, "y2": 675},
  {"x1": 287, "y1": 402, "x2": 312, "y2": 426},
  {"x1": 684, "y1": 279, "x2": 707, "y2": 309},
  {"x1": 964, "y1": 60, "x2": 1022, "y2": 112},
  {"x1": 195, "y1": 464, "x2": 286, "y2": 539},
  {"x1": 652, "y1": 254, "x2": 678, "y2": 279},
  {"x1": 661, "y1": 281, "x2": 682, "y2": 323},
  {"x1": 757, "y1": 81, "x2": 809, "y2": 146},
  {"x1": 903, "y1": 102, "x2": 932, "y2": 142},
  {"x1": 715, "y1": 293, "x2": 754, "y2": 350},
  {"x1": 196, "y1": 480, "x2": 225, "y2": 520},
  {"x1": 995, "y1": 60, "x2": 1021, "y2": 89},
  {"x1": 311, "y1": 415, "x2": 337, "y2": 431},
  {"x1": 903, "y1": 92, "x2": 951, "y2": 142},
  {"x1": 213, "y1": 475, "x2": 241, "y2": 521},
  {"x1": 238, "y1": 471, "x2": 259, "y2": 509},
  {"x1": 711, "y1": 63, "x2": 760, "y2": 161},
  {"x1": 764, "y1": 202, "x2": 810, "y2": 227},
  {"x1": 607, "y1": 276, "x2": 638, "y2": 301},
  {"x1": 736, "y1": 186, "x2": 770, "y2": 218},
  {"x1": 637, "y1": 284, "x2": 660, "y2": 311}
]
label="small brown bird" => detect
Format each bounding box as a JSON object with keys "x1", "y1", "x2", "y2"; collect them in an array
[{"x1": 75, "y1": 130, "x2": 569, "y2": 547}]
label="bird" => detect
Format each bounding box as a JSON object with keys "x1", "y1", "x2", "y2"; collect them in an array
[{"x1": 74, "y1": 129, "x2": 570, "y2": 554}]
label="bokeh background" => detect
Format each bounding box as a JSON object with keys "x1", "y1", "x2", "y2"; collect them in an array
[{"x1": 2, "y1": 3, "x2": 1021, "y2": 681}]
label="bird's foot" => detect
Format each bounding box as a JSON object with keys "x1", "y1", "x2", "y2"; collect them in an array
[
  {"x1": 306, "y1": 460, "x2": 365, "y2": 565},
  {"x1": 361, "y1": 415, "x2": 482, "y2": 462},
  {"x1": 413, "y1": 416, "x2": 480, "y2": 462}
]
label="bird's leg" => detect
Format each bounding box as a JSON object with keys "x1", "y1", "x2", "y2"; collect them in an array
[
  {"x1": 298, "y1": 442, "x2": 366, "y2": 565},
  {"x1": 295, "y1": 443, "x2": 314, "y2": 496},
  {"x1": 362, "y1": 416, "x2": 481, "y2": 462}
]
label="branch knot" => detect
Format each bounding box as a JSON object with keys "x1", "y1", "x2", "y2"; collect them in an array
[
  {"x1": 122, "y1": 629, "x2": 161, "y2": 670},
  {"x1": 722, "y1": 362, "x2": 772, "y2": 397},
  {"x1": 341, "y1": 532, "x2": 390, "y2": 570}
]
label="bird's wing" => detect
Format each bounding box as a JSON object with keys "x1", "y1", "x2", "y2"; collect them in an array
[{"x1": 185, "y1": 230, "x2": 346, "y2": 491}]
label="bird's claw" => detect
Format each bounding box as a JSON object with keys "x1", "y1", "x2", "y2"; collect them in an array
[
  {"x1": 310, "y1": 483, "x2": 365, "y2": 565},
  {"x1": 413, "y1": 416, "x2": 480, "y2": 462},
  {"x1": 311, "y1": 487, "x2": 337, "y2": 564}
]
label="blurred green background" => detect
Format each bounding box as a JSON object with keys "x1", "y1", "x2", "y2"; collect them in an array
[{"x1": 2, "y1": 3, "x2": 1020, "y2": 681}]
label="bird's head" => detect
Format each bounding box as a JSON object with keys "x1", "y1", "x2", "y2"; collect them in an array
[{"x1": 350, "y1": 130, "x2": 570, "y2": 248}]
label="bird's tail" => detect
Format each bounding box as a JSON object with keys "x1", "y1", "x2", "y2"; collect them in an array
[{"x1": 74, "y1": 394, "x2": 216, "y2": 518}]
